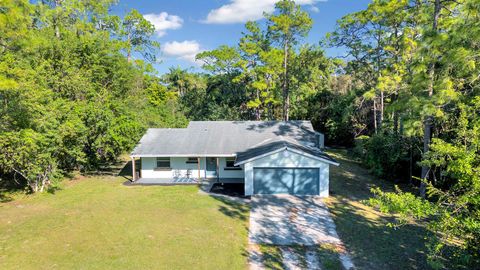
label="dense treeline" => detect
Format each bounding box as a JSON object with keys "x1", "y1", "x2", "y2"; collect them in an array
[
  {"x1": 333, "y1": 1, "x2": 479, "y2": 267},
  {"x1": 1, "y1": 0, "x2": 478, "y2": 268},
  {"x1": 0, "y1": 0, "x2": 187, "y2": 192}
]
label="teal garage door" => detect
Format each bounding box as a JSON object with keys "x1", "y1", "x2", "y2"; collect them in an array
[{"x1": 253, "y1": 168, "x2": 319, "y2": 195}]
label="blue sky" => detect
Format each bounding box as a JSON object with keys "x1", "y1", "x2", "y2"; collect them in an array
[{"x1": 112, "y1": 0, "x2": 371, "y2": 74}]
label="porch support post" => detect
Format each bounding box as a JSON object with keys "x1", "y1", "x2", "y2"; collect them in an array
[
  {"x1": 216, "y1": 157, "x2": 220, "y2": 182},
  {"x1": 131, "y1": 157, "x2": 136, "y2": 182},
  {"x1": 197, "y1": 157, "x2": 200, "y2": 180}
]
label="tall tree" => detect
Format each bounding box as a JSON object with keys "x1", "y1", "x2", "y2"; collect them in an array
[
  {"x1": 237, "y1": 21, "x2": 281, "y2": 120},
  {"x1": 119, "y1": 9, "x2": 160, "y2": 62},
  {"x1": 196, "y1": 45, "x2": 242, "y2": 75},
  {"x1": 266, "y1": 0, "x2": 312, "y2": 121},
  {"x1": 418, "y1": 0, "x2": 447, "y2": 198}
]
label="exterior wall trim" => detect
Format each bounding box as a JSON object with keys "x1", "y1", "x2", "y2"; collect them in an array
[
  {"x1": 130, "y1": 154, "x2": 237, "y2": 158},
  {"x1": 132, "y1": 154, "x2": 236, "y2": 158}
]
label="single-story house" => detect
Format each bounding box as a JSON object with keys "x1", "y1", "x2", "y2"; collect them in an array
[{"x1": 130, "y1": 121, "x2": 338, "y2": 197}]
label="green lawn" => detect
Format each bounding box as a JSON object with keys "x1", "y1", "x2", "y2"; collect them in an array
[
  {"x1": 326, "y1": 149, "x2": 433, "y2": 270},
  {"x1": 0, "y1": 176, "x2": 249, "y2": 269}
]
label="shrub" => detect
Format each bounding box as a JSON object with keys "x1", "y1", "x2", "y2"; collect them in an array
[{"x1": 354, "y1": 133, "x2": 412, "y2": 181}]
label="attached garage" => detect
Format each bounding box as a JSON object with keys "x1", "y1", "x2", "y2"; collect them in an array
[
  {"x1": 234, "y1": 140, "x2": 339, "y2": 197},
  {"x1": 253, "y1": 168, "x2": 319, "y2": 195}
]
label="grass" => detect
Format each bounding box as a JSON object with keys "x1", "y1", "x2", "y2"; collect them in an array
[
  {"x1": 0, "y1": 175, "x2": 249, "y2": 269},
  {"x1": 315, "y1": 243, "x2": 344, "y2": 270},
  {"x1": 259, "y1": 245, "x2": 284, "y2": 269},
  {"x1": 326, "y1": 149, "x2": 433, "y2": 270}
]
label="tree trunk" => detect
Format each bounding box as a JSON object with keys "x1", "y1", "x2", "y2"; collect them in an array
[
  {"x1": 373, "y1": 99, "x2": 378, "y2": 134},
  {"x1": 375, "y1": 31, "x2": 382, "y2": 132},
  {"x1": 127, "y1": 35, "x2": 131, "y2": 62},
  {"x1": 54, "y1": 0, "x2": 61, "y2": 38},
  {"x1": 393, "y1": 89, "x2": 399, "y2": 134},
  {"x1": 399, "y1": 115, "x2": 404, "y2": 136},
  {"x1": 409, "y1": 139, "x2": 413, "y2": 185},
  {"x1": 393, "y1": 110, "x2": 399, "y2": 134},
  {"x1": 255, "y1": 88, "x2": 261, "y2": 120},
  {"x1": 54, "y1": 21, "x2": 60, "y2": 38},
  {"x1": 379, "y1": 90, "x2": 384, "y2": 130},
  {"x1": 420, "y1": 0, "x2": 441, "y2": 198},
  {"x1": 392, "y1": 24, "x2": 400, "y2": 135},
  {"x1": 282, "y1": 41, "x2": 289, "y2": 121},
  {"x1": 420, "y1": 115, "x2": 432, "y2": 197}
]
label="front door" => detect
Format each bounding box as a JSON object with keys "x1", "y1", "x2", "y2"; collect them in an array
[{"x1": 206, "y1": 157, "x2": 217, "y2": 178}]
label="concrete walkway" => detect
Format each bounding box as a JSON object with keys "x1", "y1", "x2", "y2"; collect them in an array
[{"x1": 249, "y1": 195, "x2": 341, "y2": 246}]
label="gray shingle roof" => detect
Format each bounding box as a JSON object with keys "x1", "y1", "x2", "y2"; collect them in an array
[{"x1": 131, "y1": 121, "x2": 321, "y2": 157}]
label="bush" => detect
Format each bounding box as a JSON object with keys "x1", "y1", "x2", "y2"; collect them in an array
[
  {"x1": 354, "y1": 133, "x2": 413, "y2": 181},
  {"x1": 352, "y1": 135, "x2": 370, "y2": 159}
]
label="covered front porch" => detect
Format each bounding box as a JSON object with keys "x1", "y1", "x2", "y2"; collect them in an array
[{"x1": 129, "y1": 156, "x2": 245, "y2": 183}]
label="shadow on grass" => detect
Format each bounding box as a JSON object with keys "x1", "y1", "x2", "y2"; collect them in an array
[
  {"x1": 327, "y1": 149, "x2": 434, "y2": 270},
  {"x1": 208, "y1": 194, "x2": 251, "y2": 265},
  {"x1": 46, "y1": 185, "x2": 62, "y2": 194},
  {"x1": 316, "y1": 244, "x2": 344, "y2": 270},
  {"x1": 210, "y1": 195, "x2": 249, "y2": 222},
  {"x1": 0, "y1": 175, "x2": 26, "y2": 202},
  {"x1": 328, "y1": 198, "x2": 433, "y2": 270},
  {"x1": 82, "y1": 158, "x2": 132, "y2": 178},
  {"x1": 117, "y1": 159, "x2": 136, "y2": 180},
  {"x1": 0, "y1": 189, "x2": 14, "y2": 203},
  {"x1": 259, "y1": 245, "x2": 284, "y2": 270}
]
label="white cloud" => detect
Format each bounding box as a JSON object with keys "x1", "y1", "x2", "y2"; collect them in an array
[
  {"x1": 203, "y1": 0, "x2": 323, "y2": 24},
  {"x1": 162, "y1": 40, "x2": 203, "y2": 63},
  {"x1": 310, "y1": 5, "x2": 319, "y2": 13},
  {"x1": 143, "y1": 12, "x2": 183, "y2": 37}
]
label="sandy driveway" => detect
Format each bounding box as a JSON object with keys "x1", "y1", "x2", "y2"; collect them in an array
[
  {"x1": 248, "y1": 195, "x2": 355, "y2": 269},
  {"x1": 249, "y1": 195, "x2": 341, "y2": 245}
]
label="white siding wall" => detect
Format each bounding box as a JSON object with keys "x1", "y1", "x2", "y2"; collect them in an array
[
  {"x1": 141, "y1": 157, "x2": 207, "y2": 179},
  {"x1": 244, "y1": 149, "x2": 330, "y2": 197},
  {"x1": 140, "y1": 157, "x2": 245, "y2": 180}
]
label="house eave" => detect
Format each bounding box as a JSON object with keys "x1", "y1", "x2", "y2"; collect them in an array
[
  {"x1": 130, "y1": 154, "x2": 237, "y2": 158},
  {"x1": 234, "y1": 147, "x2": 339, "y2": 166}
]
